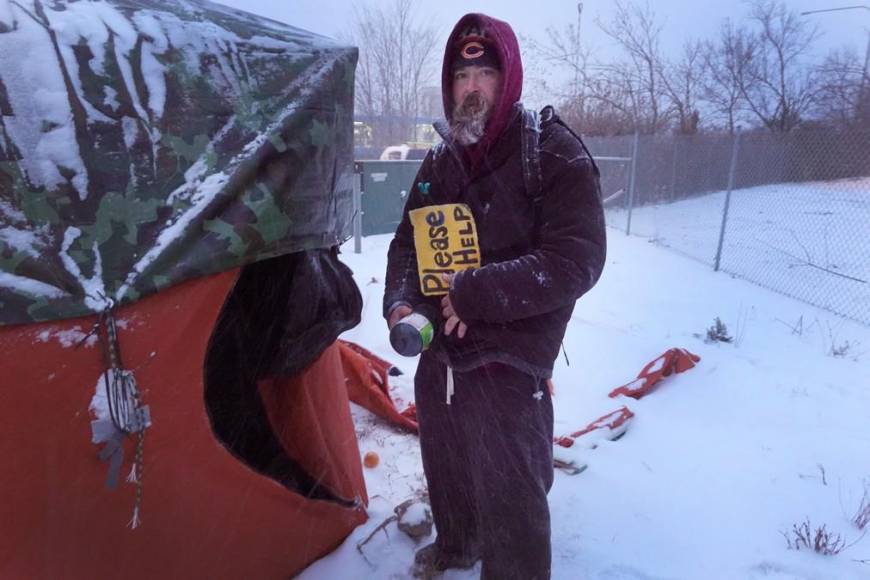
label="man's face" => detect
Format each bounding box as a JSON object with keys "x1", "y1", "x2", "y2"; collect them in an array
[
  {"x1": 449, "y1": 65, "x2": 501, "y2": 145},
  {"x1": 451, "y1": 65, "x2": 501, "y2": 111}
]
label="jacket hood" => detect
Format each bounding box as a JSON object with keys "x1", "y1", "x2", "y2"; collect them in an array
[{"x1": 441, "y1": 13, "x2": 523, "y2": 151}]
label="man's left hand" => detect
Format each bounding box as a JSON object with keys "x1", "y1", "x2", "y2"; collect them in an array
[{"x1": 440, "y1": 273, "x2": 467, "y2": 339}]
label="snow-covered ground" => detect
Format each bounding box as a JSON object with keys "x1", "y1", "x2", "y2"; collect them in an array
[
  {"x1": 607, "y1": 177, "x2": 870, "y2": 325},
  {"x1": 301, "y1": 228, "x2": 870, "y2": 580}
]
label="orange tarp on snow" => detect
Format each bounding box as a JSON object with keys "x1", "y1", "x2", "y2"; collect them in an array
[
  {"x1": 609, "y1": 348, "x2": 701, "y2": 399},
  {"x1": 555, "y1": 348, "x2": 700, "y2": 448},
  {"x1": 554, "y1": 406, "x2": 635, "y2": 448},
  {"x1": 338, "y1": 340, "x2": 418, "y2": 432},
  {"x1": 0, "y1": 269, "x2": 366, "y2": 579}
]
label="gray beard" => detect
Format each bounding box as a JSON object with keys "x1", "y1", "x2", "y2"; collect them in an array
[{"x1": 450, "y1": 93, "x2": 491, "y2": 145}]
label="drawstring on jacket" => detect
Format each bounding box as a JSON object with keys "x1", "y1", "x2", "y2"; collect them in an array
[{"x1": 446, "y1": 366, "x2": 455, "y2": 404}]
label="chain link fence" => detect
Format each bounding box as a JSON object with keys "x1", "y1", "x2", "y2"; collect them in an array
[
  {"x1": 590, "y1": 127, "x2": 870, "y2": 326},
  {"x1": 352, "y1": 128, "x2": 869, "y2": 325}
]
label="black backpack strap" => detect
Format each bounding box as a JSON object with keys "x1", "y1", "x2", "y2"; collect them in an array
[
  {"x1": 522, "y1": 105, "x2": 600, "y2": 204},
  {"x1": 539, "y1": 105, "x2": 600, "y2": 177},
  {"x1": 521, "y1": 106, "x2": 543, "y2": 207},
  {"x1": 522, "y1": 105, "x2": 601, "y2": 244}
]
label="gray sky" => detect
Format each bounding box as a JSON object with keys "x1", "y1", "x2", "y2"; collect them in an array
[{"x1": 214, "y1": 0, "x2": 869, "y2": 62}]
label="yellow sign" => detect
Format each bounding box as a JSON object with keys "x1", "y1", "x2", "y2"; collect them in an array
[{"x1": 409, "y1": 203, "x2": 481, "y2": 296}]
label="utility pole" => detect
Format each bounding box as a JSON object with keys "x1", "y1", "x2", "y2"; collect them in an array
[
  {"x1": 862, "y1": 30, "x2": 870, "y2": 120},
  {"x1": 575, "y1": 2, "x2": 584, "y2": 121},
  {"x1": 575, "y1": 2, "x2": 583, "y2": 94}
]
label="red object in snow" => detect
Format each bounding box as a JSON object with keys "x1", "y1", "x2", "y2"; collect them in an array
[
  {"x1": 338, "y1": 340, "x2": 418, "y2": 433},
  {"x1": 400, "y1": 402, "x2": 418, "y2": 423},
  {"x1": 554, "y1": 406, "x2": 635, "y2": 448},
  {"x1": 609, "y1": 347, "x2": 700, "y2": 399}
]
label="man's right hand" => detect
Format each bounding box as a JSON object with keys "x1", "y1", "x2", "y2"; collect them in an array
[{"x1": 387, "y1": 304, "x2": 413, "y2": 330}]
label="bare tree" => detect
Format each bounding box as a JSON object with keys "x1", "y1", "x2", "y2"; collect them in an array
[
  {"x1": 349, "y1": 0, "x2": 439, "y2": 148},
  {"x1": 659, "y1": 40, "x2": 705, "y2": 134},
  {"x1": 813, "y1": 47, "x2": 867, "y2": 127},
  {"x1": 524, "y1": 2, "x2": 669, "y2": 135},
  {"x1": 739, "y1": 0, "x2": 821, "y2": 132},
  {"x1": 580, "y1": 66, "x2": 642, "y2": 135},
  {"x1": 522, "y1": 19, "x2": 591, "y2": 125},
  {"x1": 596, "y1": 0, "x2": 668, "y2": 134},
  {"x1": 583, "y1": 62, "x2": 649, "y2": 134},
  {"x1": 524, "y1": 20, "x2": 639, "y2": 136},
  {"x1": 702, "y1": 19, "x2": 755, "y2": 133}
]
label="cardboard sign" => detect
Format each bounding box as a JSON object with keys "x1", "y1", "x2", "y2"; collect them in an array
[{"x1": 409, "y1": 203, "x2": 481, "y2": 296}]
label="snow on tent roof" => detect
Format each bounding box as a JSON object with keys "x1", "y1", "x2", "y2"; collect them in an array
[{"x1": 0, "y1": 0, "x2": 357, "y2": 325}]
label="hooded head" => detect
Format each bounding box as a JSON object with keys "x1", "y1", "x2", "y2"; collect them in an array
[{"x1": 442, "y1": 13, "x2": 523, "y2": 150}]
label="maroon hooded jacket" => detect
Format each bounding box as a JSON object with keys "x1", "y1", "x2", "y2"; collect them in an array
[{"x1": 384, "y1": 13, "x2": 606, "y2": 378}]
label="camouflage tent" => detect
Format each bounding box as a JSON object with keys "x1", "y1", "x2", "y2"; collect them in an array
[
  {"x1": 0, "y1": 2, "x2": 373, "y2": 577},
  {"x1": 0, "y1": 0, "x2": 356, "y2": 325}
]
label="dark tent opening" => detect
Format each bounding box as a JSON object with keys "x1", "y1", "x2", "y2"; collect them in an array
[{"x1": 204, "y1": 249, "x2": 362, "y2": 505}]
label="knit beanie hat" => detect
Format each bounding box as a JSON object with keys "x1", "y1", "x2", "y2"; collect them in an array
[{"x1": 451, "y1": 24, "x2": 500, "y2": 71}]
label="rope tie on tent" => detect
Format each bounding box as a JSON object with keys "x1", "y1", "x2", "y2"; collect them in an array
[{"x1": 90, "y1": 303, "x2": 151, "y2": 530}]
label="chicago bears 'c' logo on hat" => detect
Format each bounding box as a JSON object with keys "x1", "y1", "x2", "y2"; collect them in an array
[
  {"x1": 460, "y1": 41, "x2": 485, "y2": 60},
  {"x1": 451, "y1": 31, "x2": 499, "y2": 72}
]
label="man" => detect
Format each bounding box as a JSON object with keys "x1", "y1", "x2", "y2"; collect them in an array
[{"x1": 383, "y1": 13, "x2": 606, "y2": 580}]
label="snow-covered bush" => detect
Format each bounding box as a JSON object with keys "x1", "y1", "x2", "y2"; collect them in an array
[
  {"x1": 782, "y1": 519, "x2": 847, "y2": 555},
  {"x1": 853, "y1": 484, "x2": 870, "y2": 531},
  {"x1": 705, "y1": 317, "x2": 733, "y2": 344}
]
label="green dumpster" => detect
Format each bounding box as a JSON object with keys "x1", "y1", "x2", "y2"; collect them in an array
[{"x1": 357, "y1": 160, "x2": 423, "y2": 236}]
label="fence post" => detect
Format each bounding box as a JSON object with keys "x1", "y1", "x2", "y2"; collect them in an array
[
  {"x1": 669, "y1": 138, "x2": 678, "y2": 203},
  {"x1": 626, "y1": 131, "x2": 640, "y2": 236},
  {"x1": 714, "y1": 129, "x2": 741, "y2": 271},
  {"x1": 353, "y1": 162, "x2": 362, "y2": 254}
]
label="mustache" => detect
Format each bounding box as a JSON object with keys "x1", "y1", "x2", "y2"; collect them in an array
[
  {"x1": 450, "y1": 92, "x2": 491, "y2": 145},
  {"x1": 454, "y1": 92, "x2": 489, "y2": 118}
]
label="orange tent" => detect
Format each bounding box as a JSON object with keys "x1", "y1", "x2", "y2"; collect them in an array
[{"x1": 1, "y1": 269, "x2": 376, "y2": 578}]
